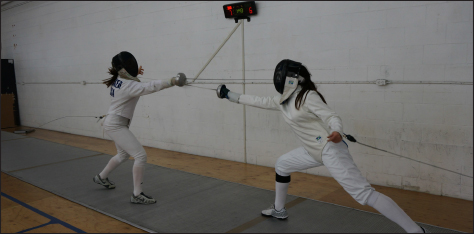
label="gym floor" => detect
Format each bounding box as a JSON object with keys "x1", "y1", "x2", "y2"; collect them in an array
[{"x1": 1, "y1": 126, "x2": 472, "y2": 233}]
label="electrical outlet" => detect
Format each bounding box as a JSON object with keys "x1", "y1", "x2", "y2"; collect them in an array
[{"x1": 376, "y1": 79, "x2": 387, "y2": 86}]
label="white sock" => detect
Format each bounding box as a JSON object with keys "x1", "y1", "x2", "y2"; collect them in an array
[
  {"x1": 133, "y1": 165, "x2": 144, "y2": 196},
  {"x1": 367, "y1": 191, "x2": 423, "y2": 233},
  {"x1": 99, "y1": 156, "x2": 121, "y2": 179},
  {"x1": 275, "y1": 182, "x2": 289, "y2": 211}
]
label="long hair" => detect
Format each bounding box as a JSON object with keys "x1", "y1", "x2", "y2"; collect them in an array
[
  {"x1": 103, "y1": 54, "x2": 122, "y2": 87},
  {"x1": 295, "y1": 65, "x2": 327, "y2": 110},
  {"x1": 103, "y1": 66, "x2": 119, "y2": 88}
]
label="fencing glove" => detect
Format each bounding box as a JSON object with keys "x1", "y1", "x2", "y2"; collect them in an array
[{"x1": 216, "y1": 84, "x2": 241, "y2": 103}]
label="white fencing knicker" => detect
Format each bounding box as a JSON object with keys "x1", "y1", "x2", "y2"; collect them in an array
[
  {"x1": 275, "y1": 141, "x2": 374, "y2": 205},
  {"x1": 103, "y1": 114, "x2": 147, "y2": 166}
]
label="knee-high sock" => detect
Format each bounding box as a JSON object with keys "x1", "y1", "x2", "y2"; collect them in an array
[
  {"x1": 133, "y1": 165, "x2": 144, "y2": 196},
  {"x1": 367, "y1": 191, "x2": 423, "y2": 233},
  {"x1": 275, "y1": 182, "x2": 289, "y2": 211},
  {"x1": 99, "y1": 156, "x2": 122, "y2": 179}
]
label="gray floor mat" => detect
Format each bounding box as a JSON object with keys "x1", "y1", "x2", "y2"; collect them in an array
[
  {"x1": 1, "y1": 137, "x2": 102, "y2": 172},
  {"x1": 9, "y1": 155, "x2": 298, "y2": 233},
  {"x1": 1, "y1": 131, "x2": 464, "y2": 233},
  {"x1": 242, "y1": 199, "x2": 460, "y2": 233},
  {"x1": 1, "y1": 131, "x2": 27, "y2": 141}
]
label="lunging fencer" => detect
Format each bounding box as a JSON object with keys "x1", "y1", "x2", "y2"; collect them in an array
[
  {"x1": 216, "y1": 59, "x2": 427, "y2": 233},
  {"x1": 93, "y1": 51, "x2": 186, "y2": 204}
]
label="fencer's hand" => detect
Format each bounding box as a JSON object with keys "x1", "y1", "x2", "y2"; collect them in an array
[
  {"x1": 138, "y1": 66, "x2": 144, "y2": 75},
  {"x1": 217, "y1": 84, "x2": 230, "y2": 99},
  {"x1": 327, "y1": 131, "x2": 342, "y2": 143}
]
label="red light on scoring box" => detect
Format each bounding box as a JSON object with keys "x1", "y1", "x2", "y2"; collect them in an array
[{"x1": 223, "y1": 1, "x2": 256, "y2": 19}]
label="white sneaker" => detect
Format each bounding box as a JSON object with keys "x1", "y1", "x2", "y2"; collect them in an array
[
  {"x1": 130, "y1": 192, "x2": 156, "y2": 204},
  {"x1": 93, "y1": 174, "x2": 115, "y2": 189},
  {"x1": 261, "y1": 204, "x2": 288, "y2": 219}
]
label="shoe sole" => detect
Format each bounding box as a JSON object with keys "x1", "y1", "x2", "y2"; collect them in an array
[
  {"x1": 130, "y1": 200, "x2": 156, "y2": 204},
  {"x1": 93, "y1": 177, "x2": 115, "y2": 189},
  {"x1": 261, "y1": 213, "x2": 288, "y2": 220}
]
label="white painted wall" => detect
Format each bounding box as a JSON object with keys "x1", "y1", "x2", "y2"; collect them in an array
[{"x1": 2, "y1": 1, "x2": 472, "y2": 200}]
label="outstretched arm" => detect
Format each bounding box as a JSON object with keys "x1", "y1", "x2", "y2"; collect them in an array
[
  {"x1": 216, "y1": 84, "x2": 280, "y2": 110},
  {"x1": 238, "y1": 94, "x2": 280, "y2": 111},
  {"x1": 127, "y1": 72, "x2": 187, "y2": 97},
  {"x1": 127, "y1": 80, "x2": 171, "y2": 97}
]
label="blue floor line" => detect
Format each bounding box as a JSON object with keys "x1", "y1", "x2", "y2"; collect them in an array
[
  {"x1": 17, "y1": 221, "x2": 54, "y2": 233},
  {"x1": 2, "y1": 192, "x2": 86, "y2": 233}
]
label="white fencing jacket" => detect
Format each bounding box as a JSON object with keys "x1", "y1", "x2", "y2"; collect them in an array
[
  {"x1": 107, "y1": 78, "x2": 170, "y2": 120},
  {"x1": 238, "y1": 86, "x2": 343, "y2": 163}
]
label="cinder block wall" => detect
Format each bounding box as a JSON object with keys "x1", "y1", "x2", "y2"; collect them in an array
[{"x1": 2, "y1": 1, "x2": 472, "y2": 200}]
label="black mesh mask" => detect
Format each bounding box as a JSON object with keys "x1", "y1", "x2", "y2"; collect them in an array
[
  {"x1": 112, "y1": 51, "x2": 139, "y2": 77},
  {"x1": 273, "y1": 59, "x2": 303, "y2": 94}
]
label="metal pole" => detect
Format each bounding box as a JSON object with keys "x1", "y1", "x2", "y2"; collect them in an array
[
  {"x1": 192, "y1": 20, "x2": 243, "y2": 83},
  {"x1": 241, "y1": 19, "x2": 247, "y2": 164}
]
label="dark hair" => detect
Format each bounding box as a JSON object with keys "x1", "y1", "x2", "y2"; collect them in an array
[
  {"x1": 102, "y1": 52, "x2": 138, "y2": 87},
  {"x1": 295, "y1": 65, "x2": 327, "y2": 110},
  {"x1": 103, "y1": 66, "x2": 119, "y2": 88}
]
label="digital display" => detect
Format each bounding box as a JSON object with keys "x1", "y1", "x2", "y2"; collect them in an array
[{"x1": 223, "y1": 1, "x2": 257, "y2": 18}]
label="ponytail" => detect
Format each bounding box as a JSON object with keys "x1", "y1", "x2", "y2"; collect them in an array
[{"x1": 103, "y1": 67, "x2": 119, "y2": 88}]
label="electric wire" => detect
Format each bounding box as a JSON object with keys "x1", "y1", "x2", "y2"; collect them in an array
[
  {"x1": 187, "y1": 78, "x2": 270, "y2": 80},
  {"x1": 29, "y1": 115, "x2": 106, "y2": 131},
  {"x1": 184, "y1": 84, "x2": 217, "y2": 91},
  {"x1": 343, "y1": 134, "x2": 473, "y2": 179},
  {"x1": 18, "y1": 80, "x2": 474, "y2": 85}
]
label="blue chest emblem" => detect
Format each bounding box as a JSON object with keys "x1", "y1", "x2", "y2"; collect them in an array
[{"x1": 315, "y1": 135, "x2": 323, "y2": 144}]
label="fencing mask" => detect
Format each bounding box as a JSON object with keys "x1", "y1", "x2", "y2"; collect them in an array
[
  {"x1": 274, "y1": 59, "x2": 307, "y2": 104},
  {"x1": 112, "y1": 51, "x2": 139, "y2": 78}
]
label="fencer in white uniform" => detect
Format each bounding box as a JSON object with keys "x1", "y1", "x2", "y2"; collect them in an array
[
  {"x1": 93, "y1": 51, "x2": 186, "y2": 204},
  {"x1": 216, "y1": 59, "x2": 426, "y2": 233}
]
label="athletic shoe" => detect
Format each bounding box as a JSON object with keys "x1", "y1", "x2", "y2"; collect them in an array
[
  {"x1": 93, "y1": 174, "x2": 115, "y2": 189},
  {"x1": 420, "y1": 226, "x2": 429, "y2": 233},
  {"x1": 261, "y1": 204, "x2": 288, "y2": 219},
  {"x1": 131, "y1": 192, "x2": 156, "y2": 204}
]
